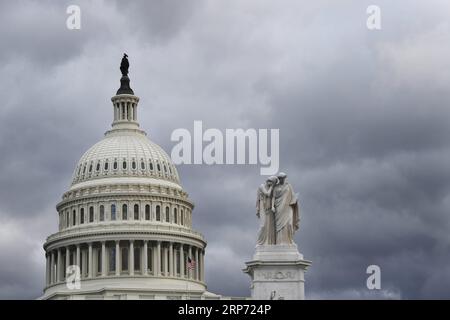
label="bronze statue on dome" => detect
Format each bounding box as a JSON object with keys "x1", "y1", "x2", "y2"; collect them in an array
[{"x1": 120, "y1": 53, "x2": 129, "y2": 76}]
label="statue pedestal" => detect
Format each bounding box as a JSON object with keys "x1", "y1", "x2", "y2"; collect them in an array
[{"x1": 243, "y1": 244, "x2": 311, "y2": 300}]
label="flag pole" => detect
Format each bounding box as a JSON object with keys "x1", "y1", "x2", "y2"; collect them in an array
[{"x1": 185, "y1": 265, "x2": 189, "y2": 300}]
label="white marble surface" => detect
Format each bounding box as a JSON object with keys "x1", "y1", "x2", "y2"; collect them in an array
[{"x1": 244, "y1": 244, "x2": 311, "y2": 300}]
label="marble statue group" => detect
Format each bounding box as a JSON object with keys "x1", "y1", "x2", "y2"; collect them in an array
[{"x1": 256, "y1": 172, "x2": 300, "y2": 245}]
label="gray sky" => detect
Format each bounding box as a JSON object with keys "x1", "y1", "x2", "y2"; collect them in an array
[{"x1": 0, "y1": 0, "x2": 450, "y2": 299}]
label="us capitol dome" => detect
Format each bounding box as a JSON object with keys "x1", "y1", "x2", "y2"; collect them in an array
[{"x1": 41, "y1": 56, "x2": 218, "y2": 300}]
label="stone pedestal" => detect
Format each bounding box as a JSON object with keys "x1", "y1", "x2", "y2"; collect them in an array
[{"x1": 243, "y1": 244, "x2": 311, "y2": 300}]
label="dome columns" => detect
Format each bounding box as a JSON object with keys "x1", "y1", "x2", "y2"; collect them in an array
[
  {"x1": 110, "y1": 94, "x2": 141, "y2": 131},
  {"x1": 44, "y1": 239, "x2": 206, "y2": 290}
]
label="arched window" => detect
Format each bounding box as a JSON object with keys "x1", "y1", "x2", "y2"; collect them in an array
[
  {"x1": 72, "y1": 210, "x2": 76, "y2": 226},
  {"x1": 122, "y1": 161, "x2": 127, "y2": 169},
  {"x1": 164, "y1": 165, "x2": 167, "y2": 173},
  {"x1": 156, "y1": 205, "x2": 160, "y2": 221},
  {"x1": 100, "y1": 205, "x2": 105, "y2": 221},
  {"x1": 141, "y1": 161, "x2": 145, "y2": 170},
  {"x1": 111, "y1": 204, "x2": 116, "y2": 220},
  {"x1": 122, "y1": 204, "x2": 128, "y2": 220},
  {"x1": 149, "y1": 162, "x2": 154, "y2": 171},
  {"x1": 89, "y1": 206, "x2": 94, "y2": 222},
  {"x1": 96, "y1": 162, "x2": 100, "y2": 172},
  {"x1": 157, "y1": 163, "x2": 161, "y2": 172},
  {"x1": 134, "y1": 204, "x2": 139, "y2": 220},
  {"x1": 121, "y1": 247, "x2": 128, "y2": 271},
  {"x1": 180, "y1": 209, "x2": 184, "y2": 225},
  {"x1": 132, "y1": 161, "x2": 136, "y2": 170},
  {"x1": 113, "y1": 161, "x2": 118, "y2": 170},
  {"x1": 89, "y1": 164, "x2": 92, "y2": 173},
  {"x1": 104, "y1": 161, "x2": 109, "y2": 171},
  {"x1": 165, "y1": 207, "x2": 170, "y2": 222},
  {"x1": 145, "y1": 205, "x2": 150, "y2": 220},
  {"x1": 174, "y1": 208, "x2": 178, "y2": 224},
  {"x1": 83, "y1": 165, "x2": 86, "y2": 174},
  {"x1": 80, "y1": 208, "x2": 85, "y2": 224},
  {"x1": 66, "y1": 212, "x2": 69, "y2": 228}
]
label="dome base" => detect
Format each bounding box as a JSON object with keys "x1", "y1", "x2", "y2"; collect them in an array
[{"x1": 41, "y1": 276, "x2": 208, "y2": 300}]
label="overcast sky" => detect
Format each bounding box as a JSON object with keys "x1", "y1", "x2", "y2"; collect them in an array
[{"x1": 1, "y1": 0, "x2": 450, "y2": 299}]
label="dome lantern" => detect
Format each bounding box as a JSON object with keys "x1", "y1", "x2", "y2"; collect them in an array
[{"x1": 110, "y1": 54, "x2": 142, "y2": 133}]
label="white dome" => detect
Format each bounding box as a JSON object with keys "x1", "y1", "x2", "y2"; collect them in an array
[
  {"x1": 43, "y1": 64, "x2": 208, "y2": 300},
  {"x1": 71, "y1": 131, "x2": 180, "y2": 186}
]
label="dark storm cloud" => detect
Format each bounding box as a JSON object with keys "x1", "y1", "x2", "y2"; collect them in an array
[{"x1": 0, "y1": 0, "x2": 450, "y2": 299}]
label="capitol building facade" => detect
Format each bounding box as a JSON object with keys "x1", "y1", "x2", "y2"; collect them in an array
[{"x1": 41, "y1": 60, "x2": 219, "y2": 300}]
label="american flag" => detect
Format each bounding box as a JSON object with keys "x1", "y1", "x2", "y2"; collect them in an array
[{"x1": 187, "y1": 256, "x2": 196, "y2": 270}]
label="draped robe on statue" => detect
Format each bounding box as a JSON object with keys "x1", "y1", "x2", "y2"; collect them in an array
[
  {"x1": 256, "y1": 183, "x2": 276, "y2": 245},
  {"x1": 273, "y1": 183, "x2": 299, "y2": 245}
]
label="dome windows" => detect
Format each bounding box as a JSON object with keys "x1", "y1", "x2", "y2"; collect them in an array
[
  {"x1": 80, "y1": 208, "x2": 85, "y2": 224},
  {"x1": 109, "y1": 247, "x2": 116, "y2": 272},
  {"x1": 97, "y1": 250, "x2": 102, "y2": 273},
  {"x1": 122, "y1": 204, "x2": 128, "y2": 220},
  {"x1": 111, "y1": 204, "x2": 116, "y2": 220},
  {"x1": 71, "y1": 134, "x2": 182, "y2": 186},
  {"x1": 145, "y1": 205, "x2": 150, "y2": 220},
  {"x1": 134, "y1": 247, "x2": 141, "y2": 272},
  {"x1": 134, "y1": 204, "x2": 139, "y2": 220},
  {"x1": 156, "y1": 205, "x2": 161, "y2": 221},
  {"x1": 180, "y1": 209, "x2": 184, "y2": 225},
  {"x1": 121, "y1": 247, "x2": 129, "y2": 271},
  {"x1": 174, "y1": 208, "x2": 178, "y2": 224},
  {"x1": 165, "y1": 207, "x2": 170, "y2": 222},
  {"x1": 100, "y1": 205, "x2": 105, "y2": 221},
  {"x1": 89, "y1": 206, "x2": 94, "y2": 222}
]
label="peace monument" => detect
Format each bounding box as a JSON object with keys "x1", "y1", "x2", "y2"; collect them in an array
[{"x1": 244, "y1": 172, "x2": 311, "y2": 300}]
